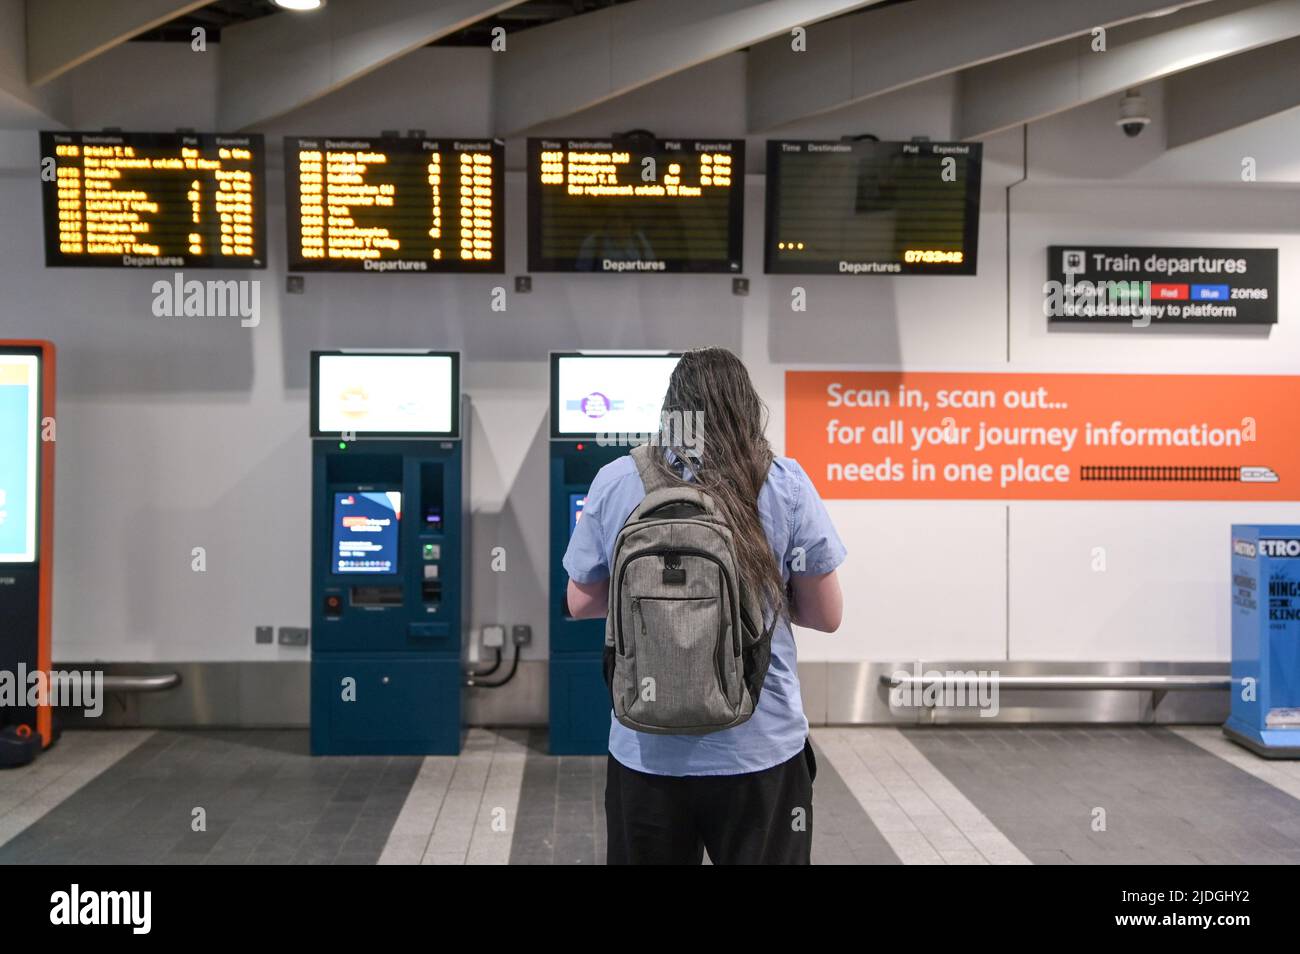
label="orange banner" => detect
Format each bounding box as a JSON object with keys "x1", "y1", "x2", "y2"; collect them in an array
[{"x1": 786, "y1": 371, "x2": 1300, "y2": 500}]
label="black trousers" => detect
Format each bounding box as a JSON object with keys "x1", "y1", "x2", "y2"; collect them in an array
[{"x1": 605, "y1": 739, "x2": 817, "y2": 865}]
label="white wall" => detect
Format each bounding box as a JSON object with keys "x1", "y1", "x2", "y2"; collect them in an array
[{"x1": 1, "y1": 42, "x2": 1297, "y2": 666}]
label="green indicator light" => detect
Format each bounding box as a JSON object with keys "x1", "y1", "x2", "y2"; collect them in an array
[{"x1": 338, "y1": 441, "x2": 347, "y2": 450}]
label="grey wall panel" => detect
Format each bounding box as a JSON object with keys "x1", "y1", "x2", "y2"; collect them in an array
[
  {"x1": 796, "y1": 662, "x2": 830, "y2": 726},
  {"x1": 466, "y1": 661, "x2": 547, "y2": 726}
]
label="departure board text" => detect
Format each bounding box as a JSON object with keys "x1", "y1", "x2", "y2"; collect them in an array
[
  {"x1": 40, "y1": 131, "x2": 265, "y2": 269},
  {"x1": 284, "y1": 137, "x2": 503, "y2": 273},
  {"x1": 527, "y1": 138, "x2": 743, "y2": 273}
]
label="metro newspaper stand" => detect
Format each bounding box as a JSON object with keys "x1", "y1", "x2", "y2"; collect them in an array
[
  {"x1": 0, "y1": 342, "x2": 55, "y2": 766},
  {"x1": 310, "y1": 351, "x2": 468, "y2": 755},
  {"x1": 548, "y1": 352, "x2": 680, "y2": 754},
  {"x1": 1227, "y1": 525, "x2": 1300, "y2": 758}
]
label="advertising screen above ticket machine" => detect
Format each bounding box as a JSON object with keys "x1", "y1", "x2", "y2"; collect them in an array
[
  {"x1": 550, "y1": 353, "x2": 680, "y2": 439},
  {"x1": 314, "y1": 352, "x2": 456, "y2": 437}
]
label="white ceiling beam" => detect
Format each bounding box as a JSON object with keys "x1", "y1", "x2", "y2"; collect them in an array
[
  {"x1": 26, "y1": 0, "x2": 208, "y2": 86},
  {"x1": 1165, "y1": 35, "x2": 1300, "y2": 146},
  {"x1": 958, "y1": 0, "x2": 1300, "y2": 140},
  {"x1": 493, "y1": 0, "x2": 884, "y2": 136},
  {"x1": 217, "y1": 0, "x2": 527, "y2": 130},
  {"x1": 747, "y1": 0, "x2": 1211, "y2": 131}
]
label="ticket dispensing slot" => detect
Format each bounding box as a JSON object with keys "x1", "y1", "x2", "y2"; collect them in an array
[{"x1": 351, "y1": 585, "x2": 402, "y2": 607}]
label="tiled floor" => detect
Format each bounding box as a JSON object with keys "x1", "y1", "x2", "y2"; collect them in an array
[{"x1": 1, "y1": 725, "x2": 1296, "y2": 865}]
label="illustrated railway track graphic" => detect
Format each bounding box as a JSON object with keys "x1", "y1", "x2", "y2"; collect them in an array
[{"x1": 1080, "y1": 465, "x2": 1278, "y2": 482}]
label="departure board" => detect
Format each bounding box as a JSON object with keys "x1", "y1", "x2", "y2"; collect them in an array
[
  {"x1": 40, "y1": 131, "x2": 265, "y2": 268},
  {"x1": 527, "y1": 138, "x2": 743, "y2": 273},
  {"x1": 284, "y1": 137, "x2": 503, "y2": 273},
  {"x1": 765, "y1": 140, "x2": 981, "y2": 276}
]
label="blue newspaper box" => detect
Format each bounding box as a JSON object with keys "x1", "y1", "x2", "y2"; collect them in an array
[{"x1": 1226, "y1": 526, "x2": 1300, "y2": 757}]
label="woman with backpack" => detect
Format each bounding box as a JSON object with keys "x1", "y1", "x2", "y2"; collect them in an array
[{"x1": 564, "y1": 347, "x2": 846, "y2": 865}]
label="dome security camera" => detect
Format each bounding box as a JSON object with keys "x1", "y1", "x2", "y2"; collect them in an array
[{"x1": 1116, "y1": 89, "x2": 1151, "y2": 138}]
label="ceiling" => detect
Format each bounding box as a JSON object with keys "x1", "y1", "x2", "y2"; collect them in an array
[
  {"x1": 132, "y1": 0, "x2": 643, "y2": 45},
  {"x1": 16, "y1": 0, "x2": 1299, "y2": 151}
]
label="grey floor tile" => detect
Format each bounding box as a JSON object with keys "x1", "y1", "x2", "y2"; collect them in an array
[
  {"x1": 8, "y1": 726, "x2": 1292, "y2": 866},
  {"x1": 809, "y1": 739, "x2": 902, "y2": 865},
  {"x1": 903, "y1": 725, "x2": 1300, "y2": 866},
  {"x1": 0, "y1": 729, "x2": 417, "y2": 866}
]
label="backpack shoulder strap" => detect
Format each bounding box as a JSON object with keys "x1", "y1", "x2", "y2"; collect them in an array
[{"x1": 630, "y1": 443, "x2": 672, "y2": 493}]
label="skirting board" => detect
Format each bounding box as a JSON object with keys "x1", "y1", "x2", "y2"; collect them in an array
[{"x1": 52, "y1": 660, "x2": 1230, "y2": 729}]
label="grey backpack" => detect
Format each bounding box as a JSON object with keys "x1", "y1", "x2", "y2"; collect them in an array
[{"x1": 603, "y1": 445, "x2": 775, "y2": 735}]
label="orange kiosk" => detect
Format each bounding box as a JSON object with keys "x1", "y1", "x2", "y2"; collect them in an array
[{"x1": 0, "y1": 341, "x2": 55, "y2": 766}]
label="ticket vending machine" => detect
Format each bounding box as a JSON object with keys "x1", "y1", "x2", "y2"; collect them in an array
[
  {"x1": 0, "y1": 342, "x2": 56, "y2": 766},
  {"x1": 1226, "y1": 525, "x2": 1300, "y2": 758},
  {"x1": 548, "y1": 352, "x2": 680, "y2": 754},
  {"x1": 310, "y1": 351, "x2": 468, "y2": 755}
]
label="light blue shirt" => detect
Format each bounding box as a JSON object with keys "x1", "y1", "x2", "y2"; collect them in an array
[{"x1": 563, "y1": 453, "x2": 847, "y2": 776}]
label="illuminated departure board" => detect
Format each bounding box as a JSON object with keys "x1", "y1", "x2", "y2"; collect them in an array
[
  {"x1": 765, "y1": 140, "x2": 982, "y2": 276},
  {"x1": 527, "y1": 138, "x2": 743, "y2": 273},
  {"x1": 284, "y1": 137, "x2": 503, "y2": 273},
  {"x1": 40, "y1": 131, "x2": 265, "y2": 268}
]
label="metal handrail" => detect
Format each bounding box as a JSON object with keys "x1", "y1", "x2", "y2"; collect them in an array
[
  {"x1": 50, "y1": 672, "x2": 183, "y2": 693},
  {"x1": 880, "y1": 673, "x2": 1230, "y2": 691},
  {"x1": 102, "y1": 673, "x2": 182, "y2": 692}
]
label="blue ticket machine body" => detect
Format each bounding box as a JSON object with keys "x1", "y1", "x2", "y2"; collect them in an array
[
  {"x1": 549, "y1": 441, "x2": 624, "y2": 754},
  {"x1": 548, "y1": 352, "x2": 679, "y2": 754},
  {"x1": 1226, "y1": 525, "x2": 1300, "y2": 758},
  {"x1": 310, "y1": 351, "x2": 468, "y2": 755}
]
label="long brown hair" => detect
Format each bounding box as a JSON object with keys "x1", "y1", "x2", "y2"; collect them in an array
[{"x1": 651, "y1": 348, "x2": 785, "y2": 618}]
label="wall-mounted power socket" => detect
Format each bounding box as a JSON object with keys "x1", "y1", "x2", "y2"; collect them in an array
[
  {"x1": 482, "y1": 624, "x2": 506, "y2": 649},
  {"x1": 511, "y1": 624, "x2": 532, "y2": 646},
  {"x1": 278, "y1": 626, "x2": 309, "y2": 646},
  {"x1": 255, "y1": 625, "x2": 273, "y2": 645}
]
